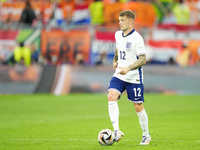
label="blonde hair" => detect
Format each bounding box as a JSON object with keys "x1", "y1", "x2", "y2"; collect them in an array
[{"x1": 119, "y1": 10, "x2": 135, "y2": 22}]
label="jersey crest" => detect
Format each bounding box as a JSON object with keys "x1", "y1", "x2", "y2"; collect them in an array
[{"x1": 126, "y1": 41, "x2": 132, "y2": 51}]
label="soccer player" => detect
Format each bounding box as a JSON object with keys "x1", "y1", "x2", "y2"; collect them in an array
[{"x1": 107, "y1": 10, "x2": 151, "y2": 145}]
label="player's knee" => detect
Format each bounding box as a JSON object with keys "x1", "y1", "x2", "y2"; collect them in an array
[
  {"x1": 107, "y1": 93, "x2": 114, "y2": 101},
  {"x1": 134, "y1": 103, "x2": 144, "y2": 113},
  {"x1": 107, "y1": 91, "x2": 118, "y2": 101}
]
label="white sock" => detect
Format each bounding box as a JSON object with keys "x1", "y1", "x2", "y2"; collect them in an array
[
  {"x1": 137, "y1": 109, "x2": 149, "y2": 137},
  {"x1": 108, "y1": 101, "x2": 119, "y2": 131}
]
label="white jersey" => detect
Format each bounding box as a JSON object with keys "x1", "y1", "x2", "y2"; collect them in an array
[{"x1": 113, "y1": 29, "x2": 146, "y2": 84}]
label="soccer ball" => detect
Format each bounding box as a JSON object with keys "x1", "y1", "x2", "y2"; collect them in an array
[{"x1": 98, "y1": 129, "x2": 115, "y2": 146}]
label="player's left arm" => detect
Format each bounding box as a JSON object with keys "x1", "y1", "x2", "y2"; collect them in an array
[
  {"x1": 128, "y1": 54, "x2": 146, "y2": 70},
  {"x1": 118, "y1": 54, "x2": 146, "y2": 75}
]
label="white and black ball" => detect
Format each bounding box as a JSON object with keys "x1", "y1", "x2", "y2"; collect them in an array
[{"x1": 98, "y1": 129, "x2": 115, "y2": 146}]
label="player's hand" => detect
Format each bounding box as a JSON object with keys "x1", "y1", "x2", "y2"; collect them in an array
[
  {"x1": 117, "y1": 67, "x2": 130, "y2": 75},
  {"x1": 113, "y1": 61, "x2": 118, "y2": 70}
]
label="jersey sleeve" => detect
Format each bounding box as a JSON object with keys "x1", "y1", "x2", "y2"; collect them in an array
[{"x1": 135, "y1": 34, "x2": 146, "y2": 56}]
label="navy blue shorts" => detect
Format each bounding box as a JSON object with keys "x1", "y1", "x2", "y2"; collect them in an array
[{"x1": 108, "y1": 77, "x2": 144, "y2": 103}]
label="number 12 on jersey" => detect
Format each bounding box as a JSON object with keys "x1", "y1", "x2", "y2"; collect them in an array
[{"x1": 120, "y1": 51, "x2": 126, "y2": 60}]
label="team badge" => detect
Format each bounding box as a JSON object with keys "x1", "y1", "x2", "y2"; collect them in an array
[{"x1": 126, "y1": 42, "x2": 132, "y2": 51}]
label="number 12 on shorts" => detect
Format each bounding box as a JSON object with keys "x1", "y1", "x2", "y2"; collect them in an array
[{"x1": 133, "y1": 87, "x2": 141, "y2": 97}]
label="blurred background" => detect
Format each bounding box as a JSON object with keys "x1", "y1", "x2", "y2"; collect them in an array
[{"x1": 0, "y1": 0, "x2": 199, "y2": 95}]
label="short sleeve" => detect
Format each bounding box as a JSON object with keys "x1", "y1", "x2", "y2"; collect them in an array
[{"x1": 135, "y1": 35, "x2": 146, "y2": 56}]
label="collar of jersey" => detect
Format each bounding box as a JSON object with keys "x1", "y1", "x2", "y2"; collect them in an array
[{"x1": 122, "y1": 29, "x2": 135, "y2": 37}]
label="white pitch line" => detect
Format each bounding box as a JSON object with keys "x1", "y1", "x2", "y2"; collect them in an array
[
  {"x1": 0, "y1": 139, "x2": 199, "y2": 142},
  {"x1": 0, "y1": 139, "x2": 64, "y2": 141},
  {"x1": 0, "y1": 139, "x2": 96, "y2": 141}
]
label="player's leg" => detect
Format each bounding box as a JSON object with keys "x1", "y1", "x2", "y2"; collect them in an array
[
  {"x1": 108, "y1": 90, "x2": 120, "y2": 131},
  {"x1": 107, "y1": 77, "x2": 125, "y2": 142},
  {"x1": 107, "y1": 90, "x2": 124, "y2": 142},
  {"x1": 126, "y1": 83, "x2": 151, "y2": 145},
  {"x1": 134, "y1": 103, "x2": 149, "y2": 136},
  {"x1": 134, "y1": 103, "x2": 151, "y2": 145}
]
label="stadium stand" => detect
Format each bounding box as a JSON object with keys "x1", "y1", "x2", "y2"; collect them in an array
[{"x1": 0, "y1": 0, "x2": 200, "y2": 94}]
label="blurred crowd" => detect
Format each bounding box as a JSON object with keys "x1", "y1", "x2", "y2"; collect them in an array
[
  {"x1": 0, "y1": 0, "x2": 200, "y2": 67},
  {"x1": 0, "y1": 0, "x2": 200, "y2": 29}
]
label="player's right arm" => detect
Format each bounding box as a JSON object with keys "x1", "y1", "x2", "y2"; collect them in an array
[{"x1": 113, "y1": 48, "x2": 118, "y2": 70}]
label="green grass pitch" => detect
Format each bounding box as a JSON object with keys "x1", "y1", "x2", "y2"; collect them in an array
[{"x1": 0, "y1": 94, "x2": 200, "y2": 150}]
